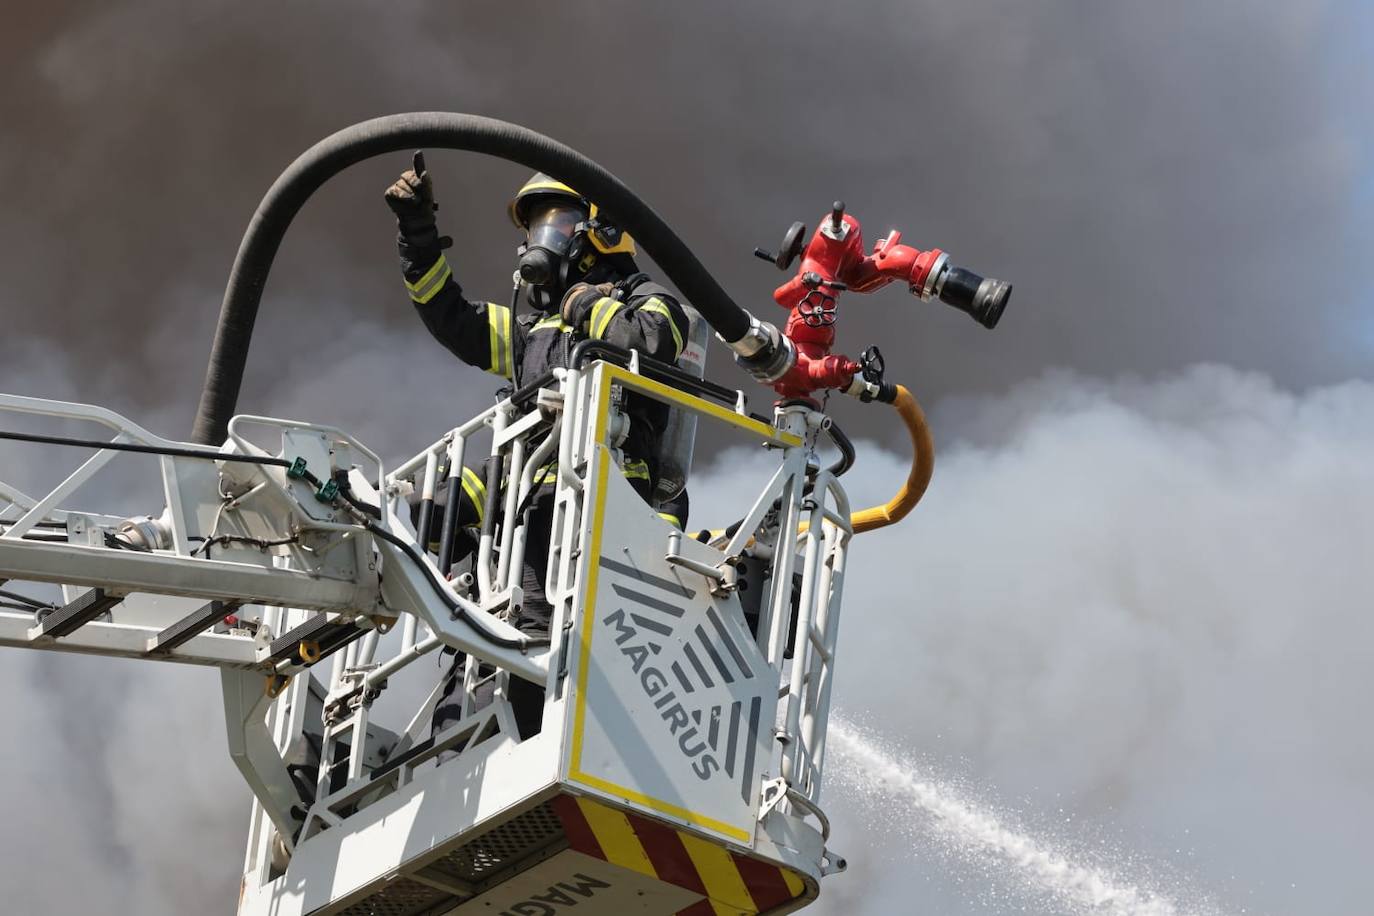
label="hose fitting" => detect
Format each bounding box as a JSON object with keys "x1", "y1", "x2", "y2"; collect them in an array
[
  {"x1": 116, "y1": 512, "x2": 174, "y2": 551},
  {"x1": 844, "y1": 375, "x2": 897, "y2": 403},
  {"x1": 725, "y1": 315, "x2": 796, "y2": 384}
]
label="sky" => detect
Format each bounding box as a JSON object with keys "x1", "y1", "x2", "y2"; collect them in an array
[{"x1": 1, "y1": 2, "x2": 1372, "y2": 914}]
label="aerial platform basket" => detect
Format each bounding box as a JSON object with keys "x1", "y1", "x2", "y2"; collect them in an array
[
  {"x1": 0, "y1": 351, "x2": 866, "y2": 915},
  {"x1": 245, "y1": 367, "x2": 836, "y2": 916}
]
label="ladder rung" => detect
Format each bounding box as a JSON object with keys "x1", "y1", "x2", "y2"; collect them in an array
[
  {"x1": 148, "y1": 599, "x2": 243, "y2": 654},
  {"x1": 33, "y1": 588, "x2": 122, "y2": 639},
  {"x1": 268, "y1": 613, "x2": 367, "y2": 667}
]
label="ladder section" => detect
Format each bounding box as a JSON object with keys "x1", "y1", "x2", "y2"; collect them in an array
[{"x1": 149, "y1": 599, "x2": 244, "y2": 654}]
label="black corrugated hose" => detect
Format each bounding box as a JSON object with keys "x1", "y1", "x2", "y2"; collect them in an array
[{"x1": 192, "y1": 112, "x2": 754, "y2": 445}]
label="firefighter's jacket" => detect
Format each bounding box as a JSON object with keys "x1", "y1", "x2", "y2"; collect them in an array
[{"x1": 399, "y1": 243, "x2": 692, "y2": 491}]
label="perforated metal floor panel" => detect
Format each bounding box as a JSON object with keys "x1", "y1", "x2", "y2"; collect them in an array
[
  {"x1": 332, "y1": 876, "x2": 450, "y2": 916},
  {"x1": 429, "y1": 799, "x2": 565, "y2": 883},
  {"x1": 328, "y1": 800, "x2": 567, "y2": 916}
]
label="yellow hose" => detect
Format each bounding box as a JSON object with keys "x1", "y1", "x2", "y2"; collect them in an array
[
  {"x1": 706, "y1": 385, "x2": 934, "y2": 543},
  {"x1": 847, "y1": 384, "x2": 935, "y2": 534}
]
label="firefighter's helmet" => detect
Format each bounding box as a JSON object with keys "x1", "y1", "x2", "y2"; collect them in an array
[{"x1": 507, "y1": 173, "x2": 636, "y2": 257}]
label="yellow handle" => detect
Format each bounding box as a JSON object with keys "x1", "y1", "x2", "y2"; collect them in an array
[{"x1": 848, "y1": 384, "x2": 935, "y2": 534}]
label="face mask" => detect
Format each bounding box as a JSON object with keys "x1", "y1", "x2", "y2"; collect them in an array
[{"x1": 517, "y1": 203, "x2": 585, "y2": 291}]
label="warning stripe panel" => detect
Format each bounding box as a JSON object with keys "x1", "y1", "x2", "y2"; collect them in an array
[
  {"x1": 675, "y1": 902, "x2": 718, "y2": 916},
  {"x1": 549, "y1": 795, "x2": 604, "y2": 860},
  {"x1": 552, "y1": 794, "x2": 809, "y2": 915},
  {"x1": 679, "y1": 830, "x2": 756, "y2": 914},
  {"x1": 574, "y1": 796, "x2": 657, "y2": 878},
  {"x1": 731, "y1": 852, "x2": 794, "y2": 912},
  {"x1": 626, "y1": 812, "x2": 710, "y2": 898}
]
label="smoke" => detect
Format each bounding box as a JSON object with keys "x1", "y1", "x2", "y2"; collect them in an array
[
  {"x1": 689, "y1": 364, "x2": 1374, "y2": 915},
  {"x1": 1, "y1": 2, "x2": 1372, "y2": 912},
  {"x1": 0, "y1": 655, "x2": 246, "y2": 915},
  {"x1": 2, "y1": 351, "x2": 1372, "y2": 912},
  {"x1": 2, "y1": 0, "x2": 1372, "y2": 442},
  {"x1": 0, "y1": 337, "x2": 247, "y2": 914}
]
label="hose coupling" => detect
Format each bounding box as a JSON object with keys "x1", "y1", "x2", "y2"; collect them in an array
[
  {"x1": 724, "y1": 315, "x2": 796, "y2": 384},
  {"x1": 116, "y1": 511, "x2": 174, "y2": 551},
  {"x1": 844, "y1": 376, "x2": 898, "y2": 403},
  {"x1": 914, "y1": 251, "x2": 950, "y2": 300}
]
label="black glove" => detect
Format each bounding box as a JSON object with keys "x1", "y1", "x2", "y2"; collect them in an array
[
  {"x1": 560, "y1": 282, "x2": 615, "y2": 329},
  {"x1": 385, "y1": 167, "x2": 442, "y2": 247}
]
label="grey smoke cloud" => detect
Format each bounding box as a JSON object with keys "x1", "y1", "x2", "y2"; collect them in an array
[
  {"x1": 2, "y1": 1, "x2": 1371, "y2": 441},
  {"x1": 690, "y1": 365, "x2": 1374, "y2": 914},
  {"x1": 2, "y1": 2, "x2": 1371, "y2": 914},
  {"x1": 4, "y1": 362, "x2": 1368, "y2": 914}
]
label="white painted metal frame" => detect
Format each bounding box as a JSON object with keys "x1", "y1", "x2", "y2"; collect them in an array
[{"x1": 0, "y1": 361, "x2": 854, "y2": 913}]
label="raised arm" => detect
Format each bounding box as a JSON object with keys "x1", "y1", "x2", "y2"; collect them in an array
[{"x1": 385, "y1": 163, "x2": 517, "y2": 379}]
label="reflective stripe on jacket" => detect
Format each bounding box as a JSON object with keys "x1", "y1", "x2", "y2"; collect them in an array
[{"x1": 399, "y1": 243, "x2": 691, "y2": 484}]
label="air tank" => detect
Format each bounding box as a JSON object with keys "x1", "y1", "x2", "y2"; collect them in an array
[{"x1": 654, "y1": 305, "x2": 709, "y2": 502}]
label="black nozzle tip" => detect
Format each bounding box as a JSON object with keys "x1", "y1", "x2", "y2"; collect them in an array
[
  {"x1": 937, "y1": 267, "x2": 1012, "y2": 329},
  {"x1": 973, "y1": 278, "x2": 1011, "y2": 329}
]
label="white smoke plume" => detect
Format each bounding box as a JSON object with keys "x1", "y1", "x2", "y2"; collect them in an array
[
  {"x1": 1, "y1": 361, "x2": 1371, "y2": 913},
  {"x1": 693, "y1": 364, "x2": 1374, "y2": 915}
]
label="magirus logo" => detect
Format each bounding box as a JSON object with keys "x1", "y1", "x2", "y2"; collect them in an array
[{"x1": 597, "y1": 557, "x2": 764, "y2": 802}]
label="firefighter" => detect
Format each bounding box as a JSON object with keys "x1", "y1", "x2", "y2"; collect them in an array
[{"x1": 385, "y1": 161, "x2": 692, "y2": 739}]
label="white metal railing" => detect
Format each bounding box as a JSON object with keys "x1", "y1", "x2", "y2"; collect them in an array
[{"x1": 1, "y1": 359, "x2": 851, "y2": 898}]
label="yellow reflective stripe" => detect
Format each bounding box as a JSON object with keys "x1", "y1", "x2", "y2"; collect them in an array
[
  {"x1": 622, "y1": 458, "x2": 650, "y2": 480},
  {"x1": 657, "y1": 512, "x2": 683, "y2": 529},
  {"x1": 406, "y1": 255, "x2": 452, "y2": 304},
  {"x1": 638, "y1": 298, "x2": 684, "y2": 358},
  {"x1": 781, "y1": 868, "x2": 806, "y2": 898},
  {"x1": 590, "y1": 297, "x2": 624, "y2": 339},
  {"x1": 574, "y1": 797, "x2": 657, "y2": 879},
  {"x1": 532, "y1": 314, "x2": 573, "y2": 333},
  {"x1": 405, "y1": 254, "x2": 448, "y2": 292},
  {"x1": 501, "y1": 304, "x2": 513, "y2": 375},
  {"x1": 486, "y1": 303, "x2": 512, "y2": 378},
  {"x1": 488, "y1": 312, "x2": 499, "y2": 373},
  {"x1": 460, "y1": 467, "x2": 486, "y2": 522},
  {"x1": 678, "y1": 830, "x2": 758, "y2": 914}
]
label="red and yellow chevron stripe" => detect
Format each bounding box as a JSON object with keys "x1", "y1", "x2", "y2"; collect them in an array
[{"x1": 552, "y1": 794, "x2": 810, "y2": 915}]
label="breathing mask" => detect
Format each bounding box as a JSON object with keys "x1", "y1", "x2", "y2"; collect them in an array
[{"x1": 516, "y1": 202, "x2": 589, "y2": 309}]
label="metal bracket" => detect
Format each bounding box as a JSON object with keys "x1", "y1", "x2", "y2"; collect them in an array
[
  {"x1": 757, "y1": 776, "x2": 789, "y2": 821},
  {"x1": 479, "y1": 585, "x2": 523, "y2": 624},
  {"x1": 664, "y1": 530, "x2": 736, "y2": 597}
]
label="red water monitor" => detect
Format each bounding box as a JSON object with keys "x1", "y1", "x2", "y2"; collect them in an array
[{"x1": 754, "y1": 202, "x2": 1011, "y2": 403}]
